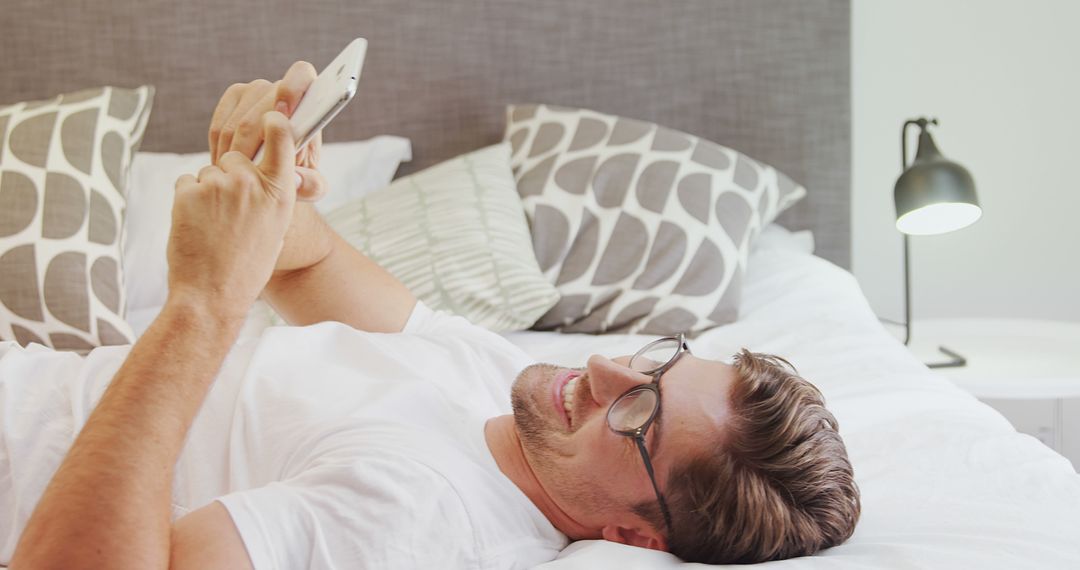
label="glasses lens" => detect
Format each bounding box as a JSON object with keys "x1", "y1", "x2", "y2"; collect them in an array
[
  {"x1": 629, "y1": 338, "x2": 681, "y2": 373},
  {"x1": 608, "y1": 388, "x2": 659, "y2": 432}
]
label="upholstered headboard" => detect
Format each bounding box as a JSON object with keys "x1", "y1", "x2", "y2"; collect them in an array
[{"x1": 1, "y1": 0, "x2": 851, "y2": 267}]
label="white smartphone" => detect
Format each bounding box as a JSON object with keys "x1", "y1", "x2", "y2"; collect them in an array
[{"x1": 252, "y1": 37, "x2": 367, "y2": 162}]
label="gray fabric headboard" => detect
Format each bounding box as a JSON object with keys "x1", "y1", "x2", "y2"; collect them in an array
[{"x1": 1, "y1": 0, "x2": 851, "y2": 267}]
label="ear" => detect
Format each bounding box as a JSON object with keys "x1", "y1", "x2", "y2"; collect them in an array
[{"x1": 601, "y1": 524, "x2": 668, "y2": 552}]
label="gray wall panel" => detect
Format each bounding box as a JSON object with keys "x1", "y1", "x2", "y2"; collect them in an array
[{"x1": 0, "y1": 0, "x2": 851, "y2": 267}]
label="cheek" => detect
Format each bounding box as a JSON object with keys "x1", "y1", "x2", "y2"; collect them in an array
[
  {"x1": 568, "y1": 432, "x2": 647, "y2": 510},
  {"x1": 577, "y1": 420, "x2": 635, "y2": 471}
]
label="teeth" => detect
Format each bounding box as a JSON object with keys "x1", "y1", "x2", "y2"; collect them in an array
[{"x1": 563, "y1": 376, "x2": 579, "y2": 414}]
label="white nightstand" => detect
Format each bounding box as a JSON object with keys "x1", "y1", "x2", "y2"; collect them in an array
[{"x1": 906, "y1": 319, "x2": 1080, "y2": 471}]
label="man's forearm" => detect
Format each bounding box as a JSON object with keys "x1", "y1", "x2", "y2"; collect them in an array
[
  {"x1": 263, "y1": 202, "x2": 416, "y2": 333},
  {"x1": 10, "y1": 296, "x2": 244, "y2": 570},
  {"x1": 263, "y1": 227, "x2": 417, "y2": 333}
]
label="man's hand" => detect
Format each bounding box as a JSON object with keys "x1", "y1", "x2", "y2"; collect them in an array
[
  {"x1": 209, "y1": 61, "x2": 325, "y2": 198},
  {"x1": 204, "y1": 63, "x2": 417, "y2": 333},
  {"x1": 8, "y1": 113, "x2": 302, "y2": 570},
  {"x1": 207, "y1": 61, "x2": 334, "y2": 274},
  {"x1": 169, "y1": 110, "x2": 300, "y2": 319}
]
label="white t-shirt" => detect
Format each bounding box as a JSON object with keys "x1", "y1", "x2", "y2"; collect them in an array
[{"x1": 0, "y1": 303, "x2": 567, "y2": 569}]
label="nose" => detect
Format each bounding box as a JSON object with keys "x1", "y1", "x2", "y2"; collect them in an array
[{"x1": 585, "y1": 354, "x2": 654, "y2": 406}]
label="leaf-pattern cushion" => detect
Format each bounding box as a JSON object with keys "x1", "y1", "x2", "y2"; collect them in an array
[
  {"x1": 0, "y1": 86, "x2": 153, "y2": 352},
  {"x1": 504, "y1": 104, "x2": 806, "y2": 335}
]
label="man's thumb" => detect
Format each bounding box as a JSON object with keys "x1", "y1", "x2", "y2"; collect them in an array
[
  {"x1": 294, "y1": 166, "x2": 327, "y2": 202},
  {"x1": 258, "y1": 111, "x2": 296, "y2": 189}
]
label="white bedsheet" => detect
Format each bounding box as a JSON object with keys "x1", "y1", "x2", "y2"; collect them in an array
[
  {"x1": 503, "y1": 240, "x2": 1080, "y2": 568},
  {"x1": 115, "y1": 226, "x2": 1080, "y2": 567}
]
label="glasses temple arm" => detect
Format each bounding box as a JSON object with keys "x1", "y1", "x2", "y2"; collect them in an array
[{"x1": 635, "y1": 436, "x2": 674, "y2": 533}]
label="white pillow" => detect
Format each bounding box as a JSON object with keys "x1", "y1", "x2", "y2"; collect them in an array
[
  {"x1": 123, "y1": 136, "x2": 411, "y2": 335},
  {"x1": 752, "y1": 224, "x2": 815, "y2": 255},
  {"x1": 309, "y1": 136, "x2": 413, "y2": 214}
]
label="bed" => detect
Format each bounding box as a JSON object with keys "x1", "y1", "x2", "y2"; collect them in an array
[
  {"x1": 2, "y1": 0, "x2": 1079, "y2": 568},
  {"x1": 516, "y1": 229, "x2": 1080, "y2": 568}
]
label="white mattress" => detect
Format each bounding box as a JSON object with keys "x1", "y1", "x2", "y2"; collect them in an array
[{"x1": 502, "y1": 232, "x2": 1080, "y2": 568}]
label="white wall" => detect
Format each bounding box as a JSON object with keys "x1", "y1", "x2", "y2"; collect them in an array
[{"x1": 852, "y1": 0, "x2": 1080, "y2": 323}]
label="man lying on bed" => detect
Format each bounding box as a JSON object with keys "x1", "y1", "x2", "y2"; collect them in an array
[{"x1": 4, "y1": 62, "x2": 859, "y2": 569}]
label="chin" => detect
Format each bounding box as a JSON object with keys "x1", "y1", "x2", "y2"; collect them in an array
[
  {"x1": 511, "y1": 363, "x2": 558, "y2": 406},
  {"x1": 511, "y1": 363, "x2": 563, "y2": 458},
  {"x1": 511, "y1": 362, "x2": 545, "y2": 389}
]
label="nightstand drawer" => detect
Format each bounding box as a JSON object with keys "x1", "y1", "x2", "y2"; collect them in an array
[
  {"x1": 983, "y1": 398, "x2": 1061, "y2": 448},
  {"x1": 1064, "y1": 399, "x2": 1080, "y2": 472},
  {"x1": 982, "y1": 397, "x2": 1078, "y2": 471},
  {"x1": 907, "y1": 318, "x2": 1080, "y2": 472}
]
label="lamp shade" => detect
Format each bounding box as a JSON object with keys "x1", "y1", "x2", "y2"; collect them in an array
[{"x1": 894, "y1": 129, "x2": 981, "y2": 235}]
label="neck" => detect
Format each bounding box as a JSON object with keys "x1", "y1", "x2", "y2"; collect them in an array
[{"x1": 484, "y1": 415, "x2": 593, "y2": 539}]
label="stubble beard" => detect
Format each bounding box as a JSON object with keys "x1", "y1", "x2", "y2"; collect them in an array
[
  {"x1": 510, "y1": 363, "x2": 623, "y2": 517},
  {"x1": 510, "y1": 363, "x2": 563, "y2": 469}
]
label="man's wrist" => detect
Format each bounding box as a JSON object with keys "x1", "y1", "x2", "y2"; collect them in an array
[
  {"x1": 268, "y1": 227, "x2": 338, "y2": 289},
  {"x1": 271, "y1": 204, "x2": 335, "y2": 275},
  {"x1": 163, "y1": 289, "x2": 250, "y2": 333}
]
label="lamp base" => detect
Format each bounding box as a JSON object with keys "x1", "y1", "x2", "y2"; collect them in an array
[{"x1": 926, "y1": 345, "x2": 967, "y2": 369}]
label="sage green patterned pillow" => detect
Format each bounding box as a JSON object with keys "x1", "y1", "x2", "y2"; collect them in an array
[{"x1": 324, "y1": 143, "x2": 560, "y2": 331}]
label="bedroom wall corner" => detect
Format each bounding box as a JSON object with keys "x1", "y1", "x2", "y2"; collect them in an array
[{"x1": 851, "y1": 0, "x2": 1080, "y2": 323}]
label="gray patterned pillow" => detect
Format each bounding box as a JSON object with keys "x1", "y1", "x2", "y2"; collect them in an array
[
  {"x1": 0, "y1": 86, "x2": 154, "y2": 352},
  {"x1": 504, "y1": 104, "x2": 806, "y2": 335}
]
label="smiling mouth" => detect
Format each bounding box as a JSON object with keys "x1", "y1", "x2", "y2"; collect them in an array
[
  {"x1": 552, "y1": 369, "x2": 582, "y2": 428},
  {"x1": 562, "y1": 375, "x2": 581, "y2": 418}
]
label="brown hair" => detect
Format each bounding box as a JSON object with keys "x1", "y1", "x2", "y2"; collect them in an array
[{"x1": 636, "y1": 349, "x2": 860, "y2": 563}]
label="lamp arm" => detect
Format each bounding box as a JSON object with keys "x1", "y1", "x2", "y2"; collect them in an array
[
  {"x1": 903, "y1": 234, "x2": 912, "y2": 345},
  {"x1": 901, "y1": 117, "x2": 937, "y2": 171},
  {"x1": 899, "y1": 119, "x2": 923, "y2": 346},
  {"x1": 899, "y1": 118, "x2": 935, "y2": 345}
]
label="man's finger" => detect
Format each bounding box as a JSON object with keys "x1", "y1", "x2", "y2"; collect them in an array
[
  {"x1": 229, "y1": 86, "x2": 278, "y2": 159},
  {"x1": 297, "y1": 131, "x2": 322, "y2": 168},
  {"x1": 196, "y1": 164, "x2": 224, "y2": 182},
  {"x1": 216, "y1": 80, "x2": 272, "y2": 164},
  {"x1": 174, "y1": 173, "x2": 198, "y2": 192},
  {"x1": 209, "y1": 83, "x2": 245, "y2": 160},
  {"x1": 258, "y1": 111, "x2": 297, "y2": 193},
  {"x1": 275, "y1": 61, "x2": 317, "y2": 116},
  {"x1": 195, "y1": 164, "x2": 229, "y2": 190},
  {"x1": 294, "y1": 166, "x2": 327, "y2": 202}
]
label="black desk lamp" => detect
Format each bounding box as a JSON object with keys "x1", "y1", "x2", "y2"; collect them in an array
[{"x1": 894, "y1": 117, "x2": 981, "y2": 368}]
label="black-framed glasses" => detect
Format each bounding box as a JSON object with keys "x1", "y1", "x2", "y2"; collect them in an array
[{"x1": 607, "y1": 334, "x2": 690, "y2": 534}]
